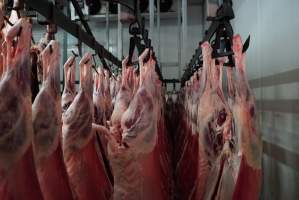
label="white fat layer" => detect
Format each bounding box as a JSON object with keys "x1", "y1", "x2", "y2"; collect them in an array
[{"x1": 233, "y1": 104, "x2": 262, "y2": 169}]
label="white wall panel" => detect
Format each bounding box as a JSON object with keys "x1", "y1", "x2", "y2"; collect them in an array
[{"x1": 233, "y1": 0, "x2": 299, "y2": 198}]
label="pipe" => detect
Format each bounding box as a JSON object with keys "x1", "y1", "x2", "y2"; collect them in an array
[
  {"x1": 157, "y1": 0, "x2": 161, "y2": 67},
  {"x1": 181, "y1": 0, "x2": 187, "y2": 75},
  {"x1": 106, "y1": 1, "x2": 110, "y2": 50},
  {"x1": 149, "y1": 0, "x2": 154, "y2": 40},
  {"x1": 117, "y1": 3, "x2": 123, "y2": 59},
  {"x1": 177, "y1": 0, "x2": 181, "y2": 78},
  {"x1": 202, "y1": 0, "x2": 205, "y2": 36}
]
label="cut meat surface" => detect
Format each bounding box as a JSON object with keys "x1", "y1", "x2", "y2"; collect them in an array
[
  {"x1": 0, "y1": 9, "x2": 262, "y2": 199},
  {"x1": 93, "y1": 68, "x2": 106, "y2": 125},
  {"x1": 104, "y1": 56, "x2": 143, "y2": 200},
  {"x1": 32, "y1": 41, "x2": 73, "y2": 200},
  {"x1": 62, "y1": 53, "x2": 112, "y2": 200},
  {"x1": 93, "y1": 67, "x2": 114, "y2": 185},
  {"x1": 104, "y1": 69, "x2": 112, "y2": 120},
  {"x1": 174, "y1": 36, "x2": 262, "y2": 199},
  {"x1": 62, "y1": 55, "x2": 76, "y2": 113},
  {"x1": 93, "y1": 49, "x2": 165, "y2": 200},
  {"x1": 110, "y1": 57, "x2": 135, "y2": 144},
  {"x1": 33, "y1": 41, "x2": 61, "y2": 161},
  {"x1": 194, "y1": 42, "x2": 235, "y2": 200},
  {"x1": 120, "y1": 50, "x2": 158, "y2": 154},
  {"x1": 0, "y1": 18, "x2": 43, "y2": 200},
  {"x1": 230, "y1": 35, "x2": 262, "y2": 200},
  {"x1": 113, "y1": 51, "x2": 160, "y2": 199}
]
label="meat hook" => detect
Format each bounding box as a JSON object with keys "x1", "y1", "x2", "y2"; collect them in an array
[
  {"x1": 71, "y1": 50, "x2": 79, "y2": 57},
  {"x1": 3, "y1": 16, "x2": 13, "y2": 26},
  {"x1": 49, "y1": 44, "x2": 53, "y2": 54},
  {"x1": 16, "y1": 26, "x2": 22, "y2": 37},
  {"x1": 91, "y1": 53, "x2": 99, "y2": 75},
  {"x1": 69, "y1": 50, "x2": 78, "y2": 67}
]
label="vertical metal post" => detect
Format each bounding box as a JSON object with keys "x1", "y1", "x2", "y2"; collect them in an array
[
  {"x1": 62, "y1": 3, "x2": 71, "y2": 91},
  {"x1": 177, "y1": 0, "x2": 182, "y2": 78},
  {"x1": 257, "y1": 0, "x2": 262, "y2": 126},
  {"x1": 149, "y1": 0, "x2": 155, "y2": 41},
  {"x1": 106, "y1": 1, "x2": 110, "y2": 50},
  {"x1": 117, "y1": 4, "x2": 123, "y2": 59},
  {"x1": 181, "y1": 0, "x2": 187, "y2": 74},
  {"x1": 62, "y1": 5, "x2": 69, "y2": 65},
  {"x1": 62, "y1": 31, "x2": 68, "y2": 69},
  {"x1": 204, "y1": 0, "x2": 208, "y2": 31},
  {"x1": 202, "y1": 0, "x2": 205, "y2": 36},
  {"x1": 157, "y1": 0, "x2": 161, "y2": 67}
]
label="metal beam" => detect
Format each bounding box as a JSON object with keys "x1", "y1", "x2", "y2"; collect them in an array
[
  {"x1": 25, "y1": 0, "x2": 121, "y2": 67},
  {"x1": 256, "y1": 99, "x2": 299, "y2": 114},
  {"x1": 263, "y1": 140, "x2": 299, "y2": 172},
  {"x1": 249, "y1": 68, "x2": 299, "y2": 89},
  {"x1": 70, "y1": 0, "x2": 93, "y2": 35}
]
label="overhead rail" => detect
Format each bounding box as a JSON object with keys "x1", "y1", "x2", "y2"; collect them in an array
[
  {"x1": 181, "y1": 0, "x2": 250, "y2": 87},
  {"x1": 104, "y1": 0, "x2": 163, "y2": 80},
  {"x1": 25, "y1": 0, "x2": 122, "y2": 68}
]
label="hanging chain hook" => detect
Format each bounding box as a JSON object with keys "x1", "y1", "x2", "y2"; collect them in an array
[{"x1": 91, "y1": 53, "x2": 99, "y2": 75}]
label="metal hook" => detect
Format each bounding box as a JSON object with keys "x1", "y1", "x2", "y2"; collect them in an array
[
  {"x1": 242, "y1": 35, "x2": 250, "y2": 53},
  {"x1": 71, "y1": 50, "x2": 79, "y2": 57},
  {"x1": 31, "y1": 36, "x2": 35, "y2": 44},
  {"x1": 91, "y1": 54, "x2": 99, "y2": 75},
  {"x1": 82, "y1": 55, "x2": 98, "y2": 75},
  {"x1": 92, "y1": 65, "x2": 99, "y2": 75},
  {"x1": 69, "y1": 57, "x2": 76, "y2": 67},
  {"x1": 69, "y1": 50, "x2": 78, "y2": 67},
  {"x1": 173, "y1": 81, "x2": 176, "y2": 92},
  {"x1": 49, "y1": 44, "x2": 53, "y2": 54},
  {"x1": 17, "y1": 26, "x2": 22, "y2": 37},
  {"x1": 107, "y1": 61, "x2": 117, "y2": 80},
  {"x1": 11, "y1": 27, "x2": 22, "y2": 48},
  {"x1": 84, "y1": 59, "x2": 89, "y2": 65},
  {"x1": 3, "y1": 16, "x2": 13, "y2": 26},
  {"x1": 12, "y1": 7, "x2": 21, "y2": 19},
  {"x1": 92, "y1": 53, "x2": 97, "y2": 66}
]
